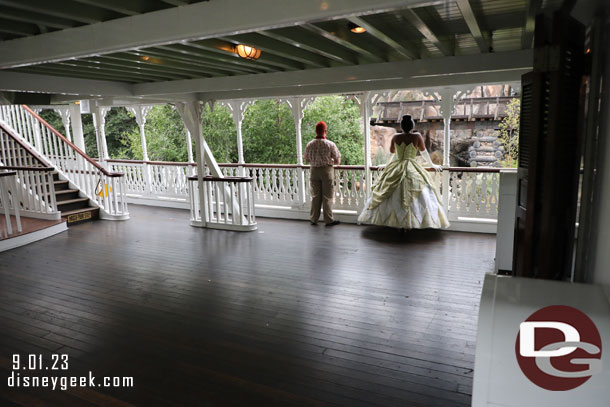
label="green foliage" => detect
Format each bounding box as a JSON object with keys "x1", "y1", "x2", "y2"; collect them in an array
[
  {"x1": 120, "y1": 105, "x2": 188, "y2": 162},
  {"x1": 302, "y1": 96, "x2": 363, "y2": 165},
  {"x1": 498, "y1": 98, "x2": 520, "y2": 168},
  {"x1": 105, "y1": 108, "x2": 138, "y2": 158},
  {"x1": 39, "y1": 110, "x2": 64, "y2": 134},
  {"x1": 39, "y1": 107, "x2": 137, "y2": 159},
  {"x1": 202, "y1": 104, "x2": 237, "y2": 163},
  {"x1": 242, "y1": 100, "x2": 296, "y2": 164},
  {"x1": 38, "y1": 96, "x2": 364, "y2": 165}
]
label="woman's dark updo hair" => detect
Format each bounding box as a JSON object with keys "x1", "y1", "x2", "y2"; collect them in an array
[{"x1": 401, "y1": 115, "x2": 415, "y2": 132}]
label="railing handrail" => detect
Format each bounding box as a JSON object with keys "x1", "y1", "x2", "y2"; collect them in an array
[
  {"x1": 0, "y1": 121, "x2": 50, "y2": 168},
  {"x1": 21, "y1": 105, "x2": 124, "y2": 178},
  {"x1": 0, "y1": 166, "x2": 55, "y2": 172},
  {"x1": 376, "y1": 96, "x2": 515, "y2": 107},
  {"x1": 0, "y1": 171, "x2": 17, "y2": 177},
  {"x1": 106, "y1": 158, "x2": 198, "y2": 167},
  {"x1": 109, "y1": 158, "x2": 503, "y2": 173},
  {"x1": 189, "y1": 175, "x2": 253, "y2": 183}
]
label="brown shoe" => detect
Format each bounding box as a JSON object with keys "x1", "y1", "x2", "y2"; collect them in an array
[{"x1": 325, "y1": 220, "x2": 341, "y2": 227}]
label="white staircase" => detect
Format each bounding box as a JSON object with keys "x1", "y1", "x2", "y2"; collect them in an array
[{"x1": 0, "y1": 104, "x2": 129, "y2": 220}]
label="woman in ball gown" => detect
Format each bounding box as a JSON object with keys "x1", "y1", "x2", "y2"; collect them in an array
[{"x1": 358, "y1": 115, "x2": 450, "y2": 229}]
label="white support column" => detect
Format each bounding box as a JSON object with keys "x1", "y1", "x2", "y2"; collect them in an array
[
  {"x1": 185, "y1": 128, "x2": 195, "y2": 175},
  {"x1": 92, "y1": 105, "x2": 110, "y2": 163},
  {"x1": 224, "y1": 100, "x2": 253, "y2": 176},
  {"x1": 186, "y1": 129, "x2": 194, "y2": 163},
  {"x1": 350, "y1": 92, "x2": 386, "y2": 199},
  {"x1": 127, "y1": 105, "x2": 152, "y2": 161},
  {"x1": 54, "y1": 107, "x2": 72, "y2": 142},
  {"x1": 177, "y1": 101, "x2": 207, "y2": 226},
  {"x1": 178, "y1": 101, "x2": 243, "y2": 227},
  {"x1": 127, "y1": 105, "x2": 153, "y2": 195},
  {"x1": 425, "y1": 86, "x2": 474, "y2": 214},
  {"x1": 68, "y1": 103, "x2": 85, "y2": 152},
  {"x1": 282, "y1": 96, "x2": 314, "y2": 207}
]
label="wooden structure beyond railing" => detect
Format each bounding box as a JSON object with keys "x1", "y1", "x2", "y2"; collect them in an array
[
  {"x1": 188, "y1": 175, "x2": 257, "y2": 231},
  {"x1": 375, "y1": 96, "x2": 514, "y2": 123},
  {"x1": 0, "y1": 105, "x2": 128, "y2": 219}
]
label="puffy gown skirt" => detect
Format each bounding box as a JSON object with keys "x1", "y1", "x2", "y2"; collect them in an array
[{"x1": 358, "y1": 151, "x2": 449, "y2": 229}]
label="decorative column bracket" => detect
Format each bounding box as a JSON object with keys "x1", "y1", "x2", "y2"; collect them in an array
[{"x1": 53, "y1": 107, "x2": 72, "y2": 142}]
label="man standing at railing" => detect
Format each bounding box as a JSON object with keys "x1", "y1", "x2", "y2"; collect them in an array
[{"x1": 304, "y1": 121, "x2": 341, "y2": 226}]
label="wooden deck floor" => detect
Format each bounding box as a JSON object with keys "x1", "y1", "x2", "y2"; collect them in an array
[
  {"x1": 0, "y1": 205, "x2": 495, "y2": 407},
  {"x1": 0, "y1": 216, "x2": 64, "y2": 241}
]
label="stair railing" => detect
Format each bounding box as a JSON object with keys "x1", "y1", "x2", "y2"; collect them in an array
[
  {"x1": 0, "y1": 105, "x2": 128, "y2": 219},
  {"x1": 0, "y1": 123, "x2": 58, "y2": 219}
]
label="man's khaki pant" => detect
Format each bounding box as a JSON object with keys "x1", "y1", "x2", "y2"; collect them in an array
[{"x1": 310, "y1": 166, "x2": 335, "y2": 224}]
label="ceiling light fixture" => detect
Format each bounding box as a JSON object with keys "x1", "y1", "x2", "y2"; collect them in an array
[
  {"x1": 348, "y1": 22, "x2": 366, "y2": 34},
  {"x1": 235, "y1": 44, "x2": 262, "y2": 60}
]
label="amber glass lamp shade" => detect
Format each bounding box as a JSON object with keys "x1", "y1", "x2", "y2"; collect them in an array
[{"x1": 235, "y1": 44, "x2": 262, "y2": 60}]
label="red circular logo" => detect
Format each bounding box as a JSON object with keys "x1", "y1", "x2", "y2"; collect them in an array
[{"x1": 515, "y1": 305, "x2": 602, "y2": 391}]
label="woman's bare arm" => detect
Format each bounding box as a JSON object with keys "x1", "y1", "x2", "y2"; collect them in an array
[
  {"x1": 390, "y1": 135, "x2": 397, "y2": 153},
  {"x1": 413, "y1": 132, "x2": 426, "y2": 151}
]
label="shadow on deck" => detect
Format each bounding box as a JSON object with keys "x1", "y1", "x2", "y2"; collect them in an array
[{"x1": 0, "y1": 204, "x2": 495, "y2": 406}]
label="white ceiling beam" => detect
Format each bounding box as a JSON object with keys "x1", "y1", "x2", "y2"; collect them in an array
[
  {"x1": 0, "y1": 7, "x2": 75, "y2": 29},
  {"x1": 134, "y1": 50, "x2": 533, "y2": 96},
  {"x1": 258, "y1": 28, "x2": 357, "y2": 65},
  {"x1": 0, "y1": 0, "x2": 114, "y2": 25},
  {"x1": 302, "y1": 23, "x2": 386, "y2": 63},
  {"x1": 0, "y1": 0, "x2": 431, "y2": 69},
  {"x1": 0, "y1": 71, "x2": 133, "y2": 96},
  {"x1": 70, "y1": 0, "x2": 151, "y2": 16},
  {"x1": 455, "y1": 0, "x2": 489, "y2": 53},
  {"x1": 347, "y1": 16, "x2": 418, "y2": 59},
  {"x1": 401, "y1": 8, "x2": 453, "y2": 56},
  {"x1": 218, "y1": 33, "x2": 331, "y2": 68},
  {"x1": 200, "y1": 69, "x2": 528, "y2": 101}
]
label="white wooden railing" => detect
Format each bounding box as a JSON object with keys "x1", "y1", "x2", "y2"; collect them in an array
[
  {"x1": 106, "y1": 159, "x2": 501, "y2": 230},
  {"x1": 107, "y1": 159, "x2": 194, "y2": 201},
  {"x1": 1, "y1": 123, "x2": 59, "y2": 220},
  {"x1": 0, "y1": 171, "x2": 22, "y2": 238},
  {"x1": 188, "y1": 175, "x2": 257, "y2": 231},
  {"x1": 0, "y1": 105, "x2": 129, "y2": 220}
]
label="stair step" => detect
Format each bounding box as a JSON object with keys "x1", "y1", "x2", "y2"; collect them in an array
[
  {"x1": 57, "y1": 197, "x2": 90, "y2": 212},
  {"x1": 57, "y1": 198, "x2": 89, "y2": 206},
  {"x1": 55, "y1": 189, "x2": 80, "y2": 201},
  {"x1": 53, "y1": 180, "x2": 70, "y2": 191},
  {"x1": 61, "y1": 207, "x2": 99, "y2": 225}
]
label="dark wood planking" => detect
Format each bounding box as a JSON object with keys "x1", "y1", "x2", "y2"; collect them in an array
[{"x1": 0, "y1": 205, "x2": 494, "y2": 406}]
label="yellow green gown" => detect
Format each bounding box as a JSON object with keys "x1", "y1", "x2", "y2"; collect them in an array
[{"x1": 358, "y1": 143, "x2": 450, "y2": 229}]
